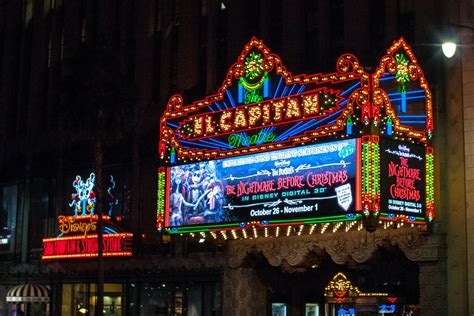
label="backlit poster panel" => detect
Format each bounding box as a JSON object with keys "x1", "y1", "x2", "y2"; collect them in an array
[{"x1": 380, "y1": 138, "x2": 426, "y2": 216}]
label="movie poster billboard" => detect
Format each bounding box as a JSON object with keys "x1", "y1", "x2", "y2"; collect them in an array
[
  {"x1": 166, "y1": 139, "x2": 360, "y2": 228},
  {"x1": 380, "y1": 138, "x2": 426, "y2": 216}
]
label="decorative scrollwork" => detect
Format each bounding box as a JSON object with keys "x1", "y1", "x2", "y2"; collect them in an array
[
  {"x1": 226, "y1": 227, "x2": 444, "y2": 269},
  {"x1": 336, "y1": 54, "x2": 360, "y2": 73}
]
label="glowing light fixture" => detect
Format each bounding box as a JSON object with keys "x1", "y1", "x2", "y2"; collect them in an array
[{"x1": 442, "y1": 41, "x2": 457, "y2": 58}]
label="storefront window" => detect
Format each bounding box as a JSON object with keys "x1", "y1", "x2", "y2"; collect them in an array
[
  {"x1": 140, "y1": 283, "x2": 173, "y2": 315},
  {"x1": 272, "y1": 303, "x2": 287, "y2": 316},
  {"x1": 140, "y1": 281, "x2": 221, "y2": 316},
  {"x1": 305, "y1": 303, "x2": 320, "y2": 316},
  {"x1": 0, "y1": 185, "x2": 18, "y2": 252},
  {"x1": 62, "y1": 283, "x2": 122, "y2": 316}
]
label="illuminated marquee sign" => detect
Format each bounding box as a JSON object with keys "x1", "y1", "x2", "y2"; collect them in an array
[
  {"x1": 158, "y1": 37, "x2": 435, "y2": 234},
  {"x1": 179, "y1": 89, "x2": 343, "y2": 141},
  {"x1": 159, "y1": 38, "x2": 369, "y2": 165},
  {"x1": 166, "y1": 139, "x2": 361, "y2": 230},
  {"x1": 42, "y1": 232, "x2": 132, "y2": 260},
  {"x1": 42, "y1": 173, "x2": 132, "y2": 260}
]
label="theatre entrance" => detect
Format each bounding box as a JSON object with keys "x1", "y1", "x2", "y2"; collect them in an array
[{"x1": 248, "y1": 245, "x2": 420, "y2": 316}]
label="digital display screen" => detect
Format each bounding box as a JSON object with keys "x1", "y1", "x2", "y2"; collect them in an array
[
  {"x1": 166, "y1": 139, "x2": 359, "y2": 228},
  {"x1": 380, "y1": 138, "x2": 426, "y2": 216}
]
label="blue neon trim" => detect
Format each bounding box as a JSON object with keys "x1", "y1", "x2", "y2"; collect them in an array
[
  {"x1": 167, "y1": 122, "x2": 179, "y2": 128},
  {"x1": 297, "y1": 85, "x2": 306, "y2": 94},
  {"x1": 238, "y1": 85, "x2": 245, "y2": 103},
  {"x1": 263, "y1": 79, "x2": 270, "y2": 98},
  {"x1": 398, "y1": 115, "x2": 427, "y2": 118},
  {"x1": 288, "y1": 84, "x2": 298, "y2": 96},
  {"x1": 391, "y1": 95, "x2": 426, "y2": 101},
  {"x1": 222, "y1": 101, "x2": 229, "y2": 109},
  {"x1": 281, "y1": 86, "x2": 289, "y2": 98},
  {"x1": 214, "y1": 102, "x2": 223, "y2": 111},
  {"x1": 399, "y1": 120, "x2": 426, "y2": 124},
  {"x1": 401, "y1": 93, "x2": 407, "y2": 112},
  {"x1": 180, "y1": 140, "x2": 223, "y2": 149},
  {"x1": 273, "y1": 77, "x2": 284, "y2": 98},
  {"x1": 387, "y1": 89, "x2": 424, "y2": 97},
  {"x1": 341, "y1": 81, "x2": 360, "y2": 96},
  {"x1": 274, "y1": 121, "x2": 305, "y2": 141},
  {"x1": 226, "y1": 90, "x2": 236, "y2": 108},
  {"x1": 104, "y1": 227, "x2": 117, "y2": 233},
  {"x1": 273, "y1": 109, "x2": 343, "y2": 142},
  {"x1": 203, "y1": 137, "x2": 233, "y2": 147},
  {"x1": 379, "y1": 75, "x2": 396, "y2": 81},
  {"x1": 199, "y1": 139, "x2": 233, "y2": 149}
]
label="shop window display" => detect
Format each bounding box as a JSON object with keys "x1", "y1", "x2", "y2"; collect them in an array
[
  {"x1": 140, "y1": 281, "x2": 221, "y2": 316},
  {"x1": 62, "y1": 283, "x2": 122, "y2": 316}
]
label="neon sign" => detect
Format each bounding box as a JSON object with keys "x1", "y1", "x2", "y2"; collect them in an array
[
  {"x1": 158, "y1": 37, "x2": 435, "y2": 234},
  {"x1": 58, "y1": 215, "x2": 97, "y2": 236},
  {"x1": 227, "y1": 130, "x2": 276, "y2": 147},
  {"x1": 179, "y1": 89, "x2": 342, "y2": 140},
  {"x1": 42, "y1": 233, "x2": 132, "y2": 260},
  {"x1": 42, "y1": 173, "x2": 132, "y2": 260},
  {"x1": 159, "y1": 38, "x2": 368, "y2": 164}
]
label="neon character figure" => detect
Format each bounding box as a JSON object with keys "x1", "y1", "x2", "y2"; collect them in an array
[
  {"x1": 69, "y1": 173, "x2": 96, "y2": 216},
  {"x1": 106, "y1": 175, "x2": 119, "y2": 216}
]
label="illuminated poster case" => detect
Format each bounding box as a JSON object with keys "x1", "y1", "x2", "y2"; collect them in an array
[
  {"x1": 379, "y1": 138, "x2": 431, "y2": 224},
  {"x1": 158, "y1": 37, "x2": 434, "y2": 234},
  {"x1": 166, "y1": 139, "x2": 361, "y2": 232}
]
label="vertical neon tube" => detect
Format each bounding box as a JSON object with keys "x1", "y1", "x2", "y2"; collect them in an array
[
  {"x1": 386, "y1": 116, "x2": 393, "y2": 135},
  {"x1": 401, "y1": 92, "x2": 407, "y2": 113},
  {"x1": 263, "y1": 78, "x2": 270, "y2": 98},
  {"x1": 238, "y1": 84, "x2": 245, "y2": 103}
]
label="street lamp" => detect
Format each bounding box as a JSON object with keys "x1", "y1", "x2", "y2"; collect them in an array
[
  {"x1": 441, "y1": 23, "x2": 474, "y2": 58},
  {"x1": 442, "y1": 42, "x2": 457, "y2": 58}
]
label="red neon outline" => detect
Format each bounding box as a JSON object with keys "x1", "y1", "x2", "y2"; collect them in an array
[
  {"x1": 159, "y1": 37, "x2": 369, "y2": 163},
  {"x1": 41, "y1": 233, "x2": 133, "y2": 260},
  {"x1": 373, "y1": 37, "x2": 434, "y2": 143}
]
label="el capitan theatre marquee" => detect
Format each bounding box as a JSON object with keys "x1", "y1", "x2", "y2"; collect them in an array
[{"x1": 157, "y1": 37, "x2": 434, "y2": 237}]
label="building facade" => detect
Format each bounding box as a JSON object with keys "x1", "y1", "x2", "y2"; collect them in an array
[{"x1": 0, "y1": 0, "x2": 473, "y2": 315}]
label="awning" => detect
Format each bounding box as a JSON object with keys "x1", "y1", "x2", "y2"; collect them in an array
[{"x1": 6, "y1": 283, "x2": 50, "y2": 303}]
